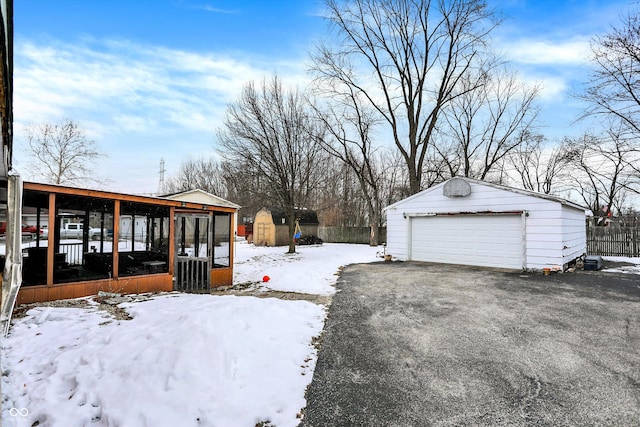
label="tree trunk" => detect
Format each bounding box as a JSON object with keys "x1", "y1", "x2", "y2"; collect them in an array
[
  {"x1": 368, "y1": 207, "x2": 381, "y2": 247},
  {"x1": 287, "y1": 211, "x2": 297, "y2": 254}
]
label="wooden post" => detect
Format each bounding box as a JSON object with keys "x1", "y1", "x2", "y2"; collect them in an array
[
  {"x1": 47, "y1": 193, "x2": 55, "y2": 286},
  {"x1": 113, "y1": 200, "x2": 120, "y2": 279}
]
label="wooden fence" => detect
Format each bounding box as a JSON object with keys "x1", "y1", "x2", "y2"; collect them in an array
[
  {"x1": 587, "y1": 225, "x2": 640, "y2": 257},
  {"x1": 318, "y1": 226, "x2": 387, "y2": 244}
]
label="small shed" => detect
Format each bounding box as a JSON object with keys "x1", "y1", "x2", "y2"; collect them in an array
[
  {"x1": 253, "y1": 208, "x2": 319, "y2": 246},
  {"x1": 384, "y1": 177, "x2": 587, "y2": 271}
]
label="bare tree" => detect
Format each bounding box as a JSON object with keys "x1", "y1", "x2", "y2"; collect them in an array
[
  {"x1": 162, "y1": 157, "x2": 228, "y2": 197},
  {"x1": 437, "y1": 65, "x2": 541, "y2": 180},
  {"x1": 563, "y1": 127, "x2": 638, "y2": 222},
  {"x1": 379, "y1": 150, "x2": 412, "y2": 206},
  {"x1": 310, "y1": 87, "x2": 389, "y2": 245},
  {"x1": 23, "y1": 119, "x2": 104, "y2": 186},
  {"x1": 581, "y1": 10, "x2": 640, "y2": 138},
  {"x1": 221, "y1": 160, "x2": 271, "y2": 224},
  {"x1": 312, "y1": 0, "x2": 498, "y2": 194},
  {"x1": 315, "y1": 159, "x2": 370, "y2": 227},
  {"x1": 217, "y1": 75, "x2": 327, "y2": 253},
  {"x1": 506, "y1": 133, "x2": 570, "y2": 195}
]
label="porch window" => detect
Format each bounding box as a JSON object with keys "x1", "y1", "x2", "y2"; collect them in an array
[
  {"x1": 118, "y1": 202, "x2": 169, "y2": 276},
  {"x1": 21, "y1": 190, "x2": 49, "y2": 286},
  {"x1": 212, "y1": 213, "x2": 231, "y2": 268},
  {"x1": 53, "y1": 194, "x2": 114, "y2": 284}
]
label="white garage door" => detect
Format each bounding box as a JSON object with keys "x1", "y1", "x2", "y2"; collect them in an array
[{"x1": 410, "y1": 214, "x2": 524, "y2": 269}]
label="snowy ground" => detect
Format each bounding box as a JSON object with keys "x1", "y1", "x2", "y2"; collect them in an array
[
  {"x1": 2, "y1": 244, "x2": 638, "y2": 427},
  {"x1": 0, "y1": 242, "x2": 381, "y2": 427},
  {"x1": 233, "y1": 242, "x2": 383, "y2": 295}
]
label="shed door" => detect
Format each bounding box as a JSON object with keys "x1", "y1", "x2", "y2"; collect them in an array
[{"x1": 409, "y1": 214, "x2": 524, "y2": 269}]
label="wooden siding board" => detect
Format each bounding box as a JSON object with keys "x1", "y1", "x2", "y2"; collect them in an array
[
  {"x1": 17, "y1": 288, "x2": 35, "y2": 305},
  {"x1": 561, "y1": 207, "x2": 587, "y2": 262},
  {"x1": 527, "y1": 240, "x2": 562, "y2": 250},
  {"x1": 527, "y1": 247, "x2": 563, "y2": 257},
  {"x1": 16, "y1": 273, "x2": 177, "y2": 304}
]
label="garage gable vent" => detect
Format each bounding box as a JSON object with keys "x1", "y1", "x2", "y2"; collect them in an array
[{"x1": 443, "y1": 178, "x2": 471, "y2": 197}]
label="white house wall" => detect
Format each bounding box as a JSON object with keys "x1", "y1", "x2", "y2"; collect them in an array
[{"x1": 385, "y1": 180, "x2": 586, "y2": 270}]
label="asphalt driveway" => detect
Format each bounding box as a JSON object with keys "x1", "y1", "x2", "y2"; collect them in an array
[{"x1": 302, "y1": 262, "x2": 640, "y2": 426}]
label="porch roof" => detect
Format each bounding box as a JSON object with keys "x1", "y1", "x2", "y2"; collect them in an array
[{"x1": 23, "y1": 182, "x2": 238, "y2": 213}]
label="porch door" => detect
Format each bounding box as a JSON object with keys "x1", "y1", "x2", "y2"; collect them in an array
[{"x1": 174, "y1": 214, "x2": 211, "y2": 292}]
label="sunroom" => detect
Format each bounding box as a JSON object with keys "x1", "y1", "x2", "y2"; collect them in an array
[{"x1": 14, "y1": 182, "x2": 239, "y2": 304}]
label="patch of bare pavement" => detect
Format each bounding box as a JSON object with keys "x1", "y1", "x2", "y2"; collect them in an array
[{"x1": 302, "y1": 261, "x2": 640, "y2": 427}]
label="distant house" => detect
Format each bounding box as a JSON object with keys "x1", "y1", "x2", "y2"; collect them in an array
[
  {"x1": 253, "y1": 208, "x2": 319, "y2": 246},
  {"x1": 163, "y1": 188, "x2": 242, "y2": 239},
  {"x1": 163, "y1": 189, "x2": 241, "y2": 210},
  {"x1": 385, "y1": 177, "x2": 587, "y2": 271}
]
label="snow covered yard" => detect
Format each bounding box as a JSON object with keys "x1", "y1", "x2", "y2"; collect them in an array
[{"x1": 1, "y1": 243, "x2": 381, "y2": 427}]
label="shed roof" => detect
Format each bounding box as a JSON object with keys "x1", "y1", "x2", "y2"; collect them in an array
[
  {"x1": 259, "y1": 208, "x2": 319, "y2": 225},
  {"x1": 385, "y1": 177, "x2": 588, "y2": 213}
]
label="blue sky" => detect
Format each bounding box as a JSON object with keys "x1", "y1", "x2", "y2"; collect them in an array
[{"x1": 13, "y1": 0, "x2": 634, "y2": 194}]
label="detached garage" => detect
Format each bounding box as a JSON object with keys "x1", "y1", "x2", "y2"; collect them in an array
[{"x1": 385, "y1": 177, "x2": 587, "y2": 271}]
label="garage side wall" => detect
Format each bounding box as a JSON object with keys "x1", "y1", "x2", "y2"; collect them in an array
[
  {"x1": 561, "y1": 206, "x2": 587, "y2": 265},
  {"x1": 385, "y1": 181, "x2": 583, "y2": 270}
]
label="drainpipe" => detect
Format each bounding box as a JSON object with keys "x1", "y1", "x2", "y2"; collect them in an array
[{"x1": 1, "y1": 170, "x2": 23, "y2": 336}]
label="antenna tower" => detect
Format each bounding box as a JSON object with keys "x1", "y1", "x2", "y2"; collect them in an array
[{"x1": 157, "y1": 158, "x2": 166, "y2": 195}]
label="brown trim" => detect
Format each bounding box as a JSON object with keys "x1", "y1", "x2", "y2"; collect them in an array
[
  {"x1": 404, "y1": 211, "x2": 524, "y2": 218},
  {"x1": 433, "y1": 211, "x2": 524, "y2": 216},
  {"x1": 168, "y1": 207, "x2": 175, "y2": 276},
  {"x1": 211, "y1": 267, "x2": 233, "y2": 287},
  {"x1": 113, "y1": 200, "x2": 120, "y2": 279},
  {"x1": 17, "y1": 274, "x2": 174, "y2": 305},
  {"x1": 229, "y1": 211, "x2": 235, "y2": 267},
  {"x1": 47, "y1": 193, "x2": 55, "y2": 286}
]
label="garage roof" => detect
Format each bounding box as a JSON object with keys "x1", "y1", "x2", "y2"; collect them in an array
[{"x1": 385, "y1": 177, "x2": 588, "y2": 213}]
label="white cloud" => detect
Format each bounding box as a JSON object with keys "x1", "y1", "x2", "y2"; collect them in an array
[
  {"x1": 497, "y1": 36, "x2": 591, "y2": 66},
  {"x1": 13, "y1": 37, "x2": 311, "y2": 193},
  {"x1": 196, "y1": 5, "x2": 240, "y2": 14},
  {"x1": 538, "y1": 76, "x2": 569, "y2": 101},
  {"x1": 517, "y1": 73, "x2": 568, "y2": 101}
]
